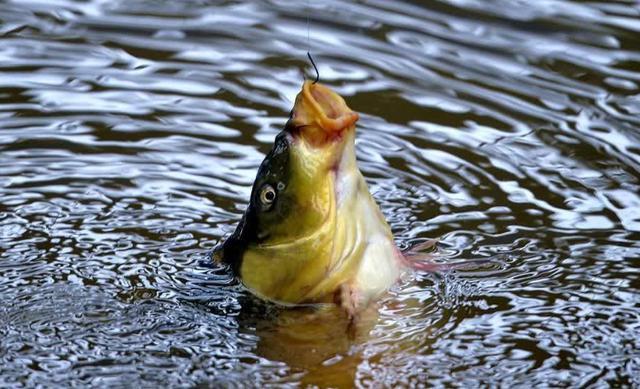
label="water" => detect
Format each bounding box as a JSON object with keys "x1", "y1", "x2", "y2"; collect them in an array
[{"x1": 1, "y1": 0, "x2": 640, "y2": 386}]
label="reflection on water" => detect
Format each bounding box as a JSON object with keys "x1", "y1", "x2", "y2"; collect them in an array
[{"x1": 1, "y1": 0, "x2": 640, "y2": 386}]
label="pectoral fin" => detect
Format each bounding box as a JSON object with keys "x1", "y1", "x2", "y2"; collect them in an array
[{"x1": 402, "y1": 239, "x2": 499, "y2": 272}]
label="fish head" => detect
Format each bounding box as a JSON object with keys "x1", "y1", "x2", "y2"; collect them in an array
[{"x1": 214, "y1": 81, "x2": 362, "y2": 304}]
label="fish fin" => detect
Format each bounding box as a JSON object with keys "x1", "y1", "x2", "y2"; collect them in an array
[
  {"x1": 406, "y1": 255, "x2": 497, "y2": 272},
  {"x1": 334, "y1": 283, "x2": 360, "y2": 338},
  {"x1": 404, "y1": 238, "x2": 439, "y2": 254},
  {"x1": 401, "y1": 238, "x2": 439, "y2": 270},
  {"x1": 403, "y1": 238, "x2": 497, "y2": 272}
]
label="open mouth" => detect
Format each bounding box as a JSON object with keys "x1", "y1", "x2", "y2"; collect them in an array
[{"x1": 289, "y1": 81, "x2": 360, "y2": 146}]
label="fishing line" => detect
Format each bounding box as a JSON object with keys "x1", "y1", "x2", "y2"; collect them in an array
[
  {"x1": 305, "y1": 0, "x2": 319, "y2": 84},
  {"x1": 306, "y1": 0, "x2": 310, "y2": 52}
]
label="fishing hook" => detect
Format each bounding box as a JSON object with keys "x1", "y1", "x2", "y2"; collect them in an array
[{"x1": 307, "y1": 51, "x2": 319, "y2": 84}]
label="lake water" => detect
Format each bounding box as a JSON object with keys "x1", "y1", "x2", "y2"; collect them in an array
[{"x1": 1, "y1": 0, "x2": 640, "y2": 387}]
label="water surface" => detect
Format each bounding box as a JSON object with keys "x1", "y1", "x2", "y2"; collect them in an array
[{"x1": 1, "y1": 0, "x2": 640, "y2": 386}]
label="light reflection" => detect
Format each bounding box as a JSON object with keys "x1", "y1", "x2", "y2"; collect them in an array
[{"x1": 1, "y1": 0, "x2": 640, "y2": 386}]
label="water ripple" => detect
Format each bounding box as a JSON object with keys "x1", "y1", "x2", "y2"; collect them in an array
[{"x1": 1, "y1": 0, "x2": 640, "y2": 386}]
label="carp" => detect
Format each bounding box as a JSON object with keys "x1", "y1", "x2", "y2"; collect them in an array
[{"x1": 214, "y1": 81, "x2": 445, "y2": 318}]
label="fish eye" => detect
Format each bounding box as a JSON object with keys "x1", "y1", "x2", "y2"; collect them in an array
[{"x1": 259, "y1": 184, "x2": 277, "y2": 207}]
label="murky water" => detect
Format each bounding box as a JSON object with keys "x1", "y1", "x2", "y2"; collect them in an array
[{"x1": 1, "y1": 0, "x2": 640, "y2": 386}]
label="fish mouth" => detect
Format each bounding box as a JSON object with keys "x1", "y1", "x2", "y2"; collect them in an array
[{"x1": 288, "y1": 81, "x2": 360, "y2": 146}]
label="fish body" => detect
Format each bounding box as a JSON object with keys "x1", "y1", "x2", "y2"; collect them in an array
[{"x1": 215, "y1": 81, "x2": 405, "y2": 313}]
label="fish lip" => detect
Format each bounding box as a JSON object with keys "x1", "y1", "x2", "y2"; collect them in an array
[{"x1": 289, "y1": 81, "x2": 359, "y2": 144}]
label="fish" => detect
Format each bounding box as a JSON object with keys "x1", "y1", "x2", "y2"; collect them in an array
[{"x1": 213, "y1": 80, "x2": 477, "y2": 318}]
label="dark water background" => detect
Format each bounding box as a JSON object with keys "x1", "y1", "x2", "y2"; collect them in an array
[{"x1": 1, "y1": 0, "x2": 640, "y2": 387}]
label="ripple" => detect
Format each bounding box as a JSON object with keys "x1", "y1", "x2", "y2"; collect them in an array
[{"x1": 1, "y1": 0, "x2": 640, "y2": 387}]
